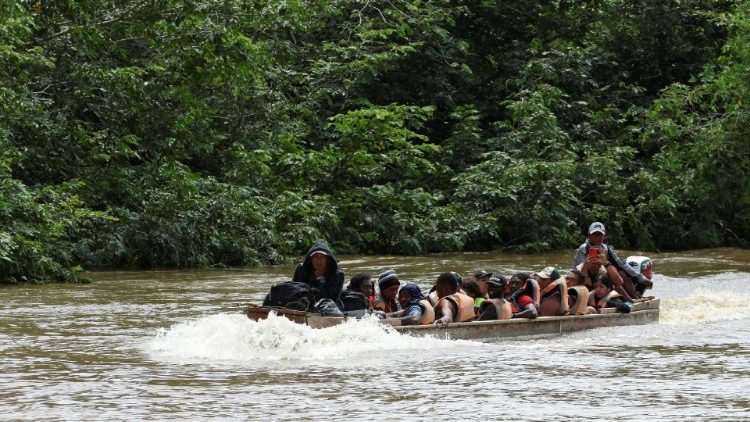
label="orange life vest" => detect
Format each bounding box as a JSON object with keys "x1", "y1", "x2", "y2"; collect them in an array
[
  {"x1": 418, "y1": 299, "x2": 435, "y2": 325},
  {"x1": 483, "y1": 298, "x2": 512, "y2": 320},
  {"x1": 541, "y1": 278, "x2": 570, "y2": 316},
  {"x1": 588, "y1": 290, "x2": 621, "y2": 309},
  {"x1": 567, "y1": 285, "x2": 589, "y2": 316},
  {"x1": 435, "y1": 293, "x2": 475, "y2": 323}
]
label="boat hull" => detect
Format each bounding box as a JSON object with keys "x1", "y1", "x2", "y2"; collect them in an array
[
  {"x1": 244, "y1": 299, "x2": 659, "y2": 341},
  {"x1": 394, "y1": 300, "x2": 659, "y2": 341}
]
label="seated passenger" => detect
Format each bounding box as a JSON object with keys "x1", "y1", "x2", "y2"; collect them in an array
[
  {"x1": 433, "y1": 272, "x2": 476, "y2": 326},
  {"x1": 587, "y1": 275, "x2": 633, "y2": 314},
  {"x1": 477, "y1": 276, "x2": 513, "y2": 321},
  {"x1": 460, "y1": 278, "x2": 486, "y2": 315},
  {"x1": 508, "y1": 272, "x2": 540, "y2": 319},
  {"x1": 535, "y1": 267, "x2": 569, "y2": 317},
  {"x1": 428, "y1": 272, "x2": 462, "y2": 306},
  {"x1": 385, "y1": 282, "x2": 435, "y2": 325},
  {"x1": 291, "y1": 240, "x2": 345, "y2": 302},
  {"x1": 577, "y1": 247, "x2": 639, "y2": 303},
  {"x1": 563, "y1": 269, "x2": 590, "y2": 315},
  {"x1": 573, "y1": 222, "x2": 651, "y2": 295},
  {"x1": 339, "y1": 273, "x2": 373, "y2": 312},
  {"x1": 373, "y1": 271, "x2": 400, "y2": 313},
  {"x1": 473, "y1": 269, "x2": 492, "y2": 296}
]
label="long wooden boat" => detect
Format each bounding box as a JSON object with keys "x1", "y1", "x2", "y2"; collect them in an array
[{"x1": 244, "y1": 299, "x2": 659, "y2": 341}]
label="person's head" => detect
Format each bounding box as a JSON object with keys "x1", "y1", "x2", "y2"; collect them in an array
[
  {"x1": 564, "y1": 269, "x2": 585, "y2": 286},
  {"x1": 486, "y1": 276, "x2": 508, "y2": 299},
  {"x1": 587, "y1": 222, "x2": 606, "y2": 245},
  {"x1": 378, "y1": 271, "x2": 400, "y2": 301},
  {"x1": 310, "y1": 250, "x2": 330, "y2": 274},
  {"x1": 435, "y1": 272, "x2": 461, "y2": 299},
  {"x1": 350, "y1": 273, "x2": 373, "y2": 297},
  {"x1": 594, "y1": 275, "x2": 614, "y2": 297},
  {"x1": 534, "y1": 266, "x2": 560, "y2": 289},
  {"x1": 510, "y1": 272, "x2": 530, "y2": 290},
  {"x1": 461, "y1": 279, "x2": 483, "y2": 299},
  {"x1": 397, "y1": 282, "x2": 424, "y2": 308},
  {"x1": 473, "y1": 270, "x2": 492, "y2": 283}
]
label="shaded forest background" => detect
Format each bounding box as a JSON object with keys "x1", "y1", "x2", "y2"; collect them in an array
[{"x1": 1, "y1": 0, "x2": 748, "y2": 282}]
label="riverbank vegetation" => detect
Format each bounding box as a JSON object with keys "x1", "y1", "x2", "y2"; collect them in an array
[{"x1": 1, "y1": 0, "x2": 748, "y2": 282}]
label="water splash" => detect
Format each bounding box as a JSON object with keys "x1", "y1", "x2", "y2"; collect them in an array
[
  {"x1": 148, "y1": 313, "x2": 476, "y2": 364},
  {"x1": 661, "y1": 288, "x2": 750, "y2": 323}
]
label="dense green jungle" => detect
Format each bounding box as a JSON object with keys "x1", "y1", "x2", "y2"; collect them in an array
[{"x1": 1, "y1": 0, "x2": 748, "y2": 282}]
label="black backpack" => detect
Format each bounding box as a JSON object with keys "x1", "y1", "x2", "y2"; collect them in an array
[
  {"x1": 311, "y1": 298, "x2": 344, "y2": 317},
  {"x1": 339, "y1": 289, "x2": 369, "y2": 312},
  {"x1": 263, "y1": 281, "x2": 318, "y2": 311}
]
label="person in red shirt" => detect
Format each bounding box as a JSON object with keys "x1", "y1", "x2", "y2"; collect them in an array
[{"x1": 508, "y1": 272, "x2": 539, "y2": 319}]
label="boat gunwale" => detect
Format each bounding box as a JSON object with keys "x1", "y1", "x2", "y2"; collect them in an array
[
  {"x1": 243, "y1": 299, "x2": 660, "y2": 339},
  {"x1": 392, "y1": 306, "x2": 659, "y2": 332}
]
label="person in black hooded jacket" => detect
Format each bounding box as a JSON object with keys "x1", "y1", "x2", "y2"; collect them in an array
[{"x1": 292, "y1": 241, "x2": 345, "y2": 302}]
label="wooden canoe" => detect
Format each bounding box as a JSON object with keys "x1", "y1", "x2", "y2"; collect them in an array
[{"x1": 244, "y1": 299, "x2": 659, "y2": 341}]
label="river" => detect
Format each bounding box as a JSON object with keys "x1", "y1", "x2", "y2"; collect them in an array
[{"x1": 1, "y1": 249, "x2": 749, "y2": 420}]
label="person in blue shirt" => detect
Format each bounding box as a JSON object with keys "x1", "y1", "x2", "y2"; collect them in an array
[{"x1": 385, "y1": 282, "x2": 435, "y2": 325}]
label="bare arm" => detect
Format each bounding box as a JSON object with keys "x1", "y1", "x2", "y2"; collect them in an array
[
  {"x1": 512, "y1": 304, "x2": 538, "y2": 319},
  {"x1": 385, "y1": 309, "x2": 407, "y2": 318},
  {"x1": 435, "y1": 300, "x2": 455, "y2": 326}
]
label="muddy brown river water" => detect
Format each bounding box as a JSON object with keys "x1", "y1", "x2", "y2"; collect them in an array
[{"x1": 2, "y1": 249, "x2": 749, "y2": 420}]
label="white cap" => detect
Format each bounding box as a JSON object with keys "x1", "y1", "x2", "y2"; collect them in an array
[{"x1": 588, "y1": 222, "x2": 606, "y2": 234}]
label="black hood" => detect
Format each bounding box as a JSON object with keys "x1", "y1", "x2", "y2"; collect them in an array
[{"x1": 301, "y1": 240, "x2": 339, "y2": 274}]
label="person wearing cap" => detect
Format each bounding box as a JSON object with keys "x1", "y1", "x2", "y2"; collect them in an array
[
  {"x1": 373, "y1": 271, "x2": 400, "y2": 313},
  {"x1": 473, "y1": 270, "x2": 492, "y2": 296},
  {"x1": 573, "y1": 222, "x2": 652, "y2": 298},
  {"x1": 477, "y1": 276, "x2": 513, "y2": 320},
  {"x1": 460, "y1": 278, "x2": 486, "y2": 314},
  {"x1": 384, "y1": 282, "x2": 435, "y2": 325},
  {"x1": 433, "y1": 272, "x2": 476, "y2": 326},
  {"x1": 292, "y1": 240, "x2": 345, "y2": 302},
  {"x1": 534, "y1": 267, "x2": 569, "y2": 316}
]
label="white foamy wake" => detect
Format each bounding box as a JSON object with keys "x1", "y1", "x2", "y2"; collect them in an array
[
  {"x1": 661, "y1": 288, "x2": 750, "y2": 323},
  {"x1": 147, "y1": 313, "x2": 475, "y2": 364}
]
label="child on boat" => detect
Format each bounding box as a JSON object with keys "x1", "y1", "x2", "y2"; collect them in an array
[{"x1": 587, "y1": 275, "x2": 633, "y2": 314}]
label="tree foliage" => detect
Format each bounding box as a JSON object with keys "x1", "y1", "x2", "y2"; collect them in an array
[{"x1": 0, "y1": 0, "x2": 747, "y2": 281}]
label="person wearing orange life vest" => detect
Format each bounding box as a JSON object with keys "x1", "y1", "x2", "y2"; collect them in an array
[
  {"x1": 433, "y1": 272, "x2": 476, "y2": 326},
  {"x1": 508, "y1": 272, "x2": 540, "y2": 319},
  {"x1": 563, "y1": 269, "x2": 590, "y2": 316},
  {"x1": 535, "y1": 266, "x2": 569, "y2": 317},
  {"x1": 477, "y1": 276, "x2": 513, "y2": 321},
  {"x1": 587, "y1": 275, "x2": 633, "y2": 314},
  {"x1": 384, "y1": 282, "x2": 435, "y2": 325}
]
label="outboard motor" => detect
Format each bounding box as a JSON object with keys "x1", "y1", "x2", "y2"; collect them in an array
[{"x1": 626, "y1": 255, "x2": 653, "y2": 296}]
